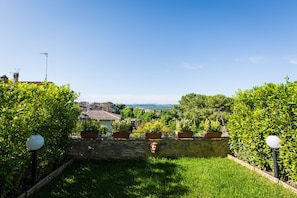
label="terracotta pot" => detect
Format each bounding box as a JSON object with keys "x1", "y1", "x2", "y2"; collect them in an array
[
  {"x1": 112, "y1": 132, "x2": 130, "y2": 139},
  {"x1": 80, "y1": 131, "x2": 99, "y2": 139},
  {"x1": 203, "y1": 131, "x2": 222, "y2": 138},
  {"x1": 176, "y1": 131, "x2": 193, "y2": 138},
  {"x1": 145, "y1": 132, "x2": 162, "y2": 139}
]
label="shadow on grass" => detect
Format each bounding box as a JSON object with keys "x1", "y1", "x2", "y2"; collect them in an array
[{"x1": 30, "y1": 158, "x2": 189, "y2": 198}]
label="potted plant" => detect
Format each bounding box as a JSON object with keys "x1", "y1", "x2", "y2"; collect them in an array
[
  {"x1": 143, "y1": 120, "x2": 163, "y2": 139},
  {"x1": 111, "y1": 119, "x2": 132, "y2": 139},
  {"x1": 200, "y1": 119, "x2": 222, "y2": 138},
  {"x1": 175, "y1": 118, "x2": 194, "y2": 138},
  {"x1": 79, "y1": 119, "x2": 101, "y2": 139}
]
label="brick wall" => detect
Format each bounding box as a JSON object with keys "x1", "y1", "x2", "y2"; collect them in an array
[{"x1": 69, "y1": 137, "x2": 230, "y2": 160}]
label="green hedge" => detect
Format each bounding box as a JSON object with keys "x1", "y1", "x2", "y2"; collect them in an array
[
  {"x1": 0, "y1": 81, "x2": 81, "y2": 197},
  {"x1": 228, "y1": 78, "x2": 297, "y2": 183}
]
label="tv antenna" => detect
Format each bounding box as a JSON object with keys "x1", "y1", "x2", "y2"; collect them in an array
[{"x1": 40, "y1": 53, "x2": 48, "y2": 81}]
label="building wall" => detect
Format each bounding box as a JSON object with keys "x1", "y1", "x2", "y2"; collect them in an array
[
  {"x1": 68, "y1": 137, "x2": 230, "y2": 160},
  {"x1": 100, "y1": 120, "x2": 112, "y2": 132}
]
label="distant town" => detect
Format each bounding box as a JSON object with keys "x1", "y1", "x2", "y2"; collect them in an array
[{"x1": 76, "y1": 101, "x2": 173, "y2": 113}]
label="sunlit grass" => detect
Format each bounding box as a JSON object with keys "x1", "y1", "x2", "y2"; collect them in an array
[{"x1": 30, "y1": 157, "x2": 297, "y2": 198}]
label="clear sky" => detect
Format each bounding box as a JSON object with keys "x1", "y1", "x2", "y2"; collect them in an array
[{"x1": 1, "y1": 0, "x2": 297, "y2": 104}]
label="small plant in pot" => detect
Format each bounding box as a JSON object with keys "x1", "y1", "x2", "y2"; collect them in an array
[
  {"x1": 111, "y1": 119, "x2": 132, "y2": 139},
  {"x1": 79, "y1": 119, "x2": 101, "y2": 139},
  {"x1": 200, "y1": 119, "x2": 222, "y2": 138},
  {"x1": 175, "y1": 118, "x2": 194, "y2": 138},
  {"x1": 143, "y1": 120, "x2": 163, "y2": 139}
]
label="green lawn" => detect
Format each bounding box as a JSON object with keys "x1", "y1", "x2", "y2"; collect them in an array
[{"x1": 30, "y1": 157, "x2": 297, "y2": 198}]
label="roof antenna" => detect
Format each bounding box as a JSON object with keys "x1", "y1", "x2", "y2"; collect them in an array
[{"x1": 40, "y1": 53, "x2": 48, "y2": 81}]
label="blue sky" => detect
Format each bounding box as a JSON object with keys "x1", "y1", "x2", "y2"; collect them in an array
[{"x1": 1, "y1": 0, "x2": 297, "y2": 104}]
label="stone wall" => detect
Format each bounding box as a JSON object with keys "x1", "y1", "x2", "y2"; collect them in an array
[{"x1": 69, "y1": 137, "x2": 230, "y2": 160}]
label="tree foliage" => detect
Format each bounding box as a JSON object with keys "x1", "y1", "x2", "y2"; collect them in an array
[
  {"x1": 119, "y1": 94, "x2": 232, "y2": 132},
  {"x1": 174, "y1": 93, "x2": 233, "y2": 128},
  {"x1": 116, "y1": 103, "x2": 126, "y2": 110},
  {"x1": 121, "y1": 107, "x2": 134, "y2": 118},
  {"x1": 133, "y1": 108, "x2": 145, "y2": 119},
  {"x1": 159, "y1": 109, "x2": 178, "y2": 129}
]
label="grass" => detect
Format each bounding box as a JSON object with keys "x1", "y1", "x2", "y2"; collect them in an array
[{"x1": 30, "y1": 157, "x2": 297, "y2": 198}]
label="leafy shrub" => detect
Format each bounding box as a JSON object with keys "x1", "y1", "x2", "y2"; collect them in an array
[
  {"x1": 161, "y1": 124, "x2": 175, "y2": 137},
  {"x1": 200, "y1": 119, "x2": 222, "y2": 132},
  {"x1": 0, "y1": 81, "x2": 80, "y2": 197},
  {"x1": 228, "y1": 78, "x2": 297, "y2": 183},
  {"x1": 143, "y1": 120, "x2": 164, "y2": 133},
  {"x1": 100, "y1": 125, "x2": 109, "y2": 135},
  {"x1": 132, "y1": 120, "x2": 174, "y2": 137},
  {"x1": 176, "y1": 118, "x2": 193, "y2": 132},
  {"x1": 111, "y1": 119, "x2": 131, "y2": 132},
  {"x1": 76, "y1": 119, "x2": 101, "y2": 132}
]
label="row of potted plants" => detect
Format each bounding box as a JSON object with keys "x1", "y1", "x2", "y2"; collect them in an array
[{"x1": 78, "y1": 118, "x2": 223, "y2": 139}]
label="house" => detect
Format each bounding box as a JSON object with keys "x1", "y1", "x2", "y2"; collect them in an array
[
  {"x1": 76, "y1": 101, "x2": 120, "y2": 114},
  {"x1": 2, "y1": 72, "x2": 53, "y2": 84},
  {"x1": 0, "y1": 75, "x2": 8, "y2": 83},
  {"x1": 79, "y1": 110, "x2": 122, "y2": 132}
]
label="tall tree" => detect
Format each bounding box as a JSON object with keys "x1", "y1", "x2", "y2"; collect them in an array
[
  {"x1": 121, "y1": 107, "x2": 134, "y2": 118},
  {"x1": 176, "y1": 93, "x2": 233, "y2": 126},
  {"x1": 142, "y1": 111, "x2": 158, "y2": 122},
  {"x1": 116, "y1": 103, "x2": 126, "y2": 110},
  {"x1": 132, "y1": 108, "x2": 144, "y2": 118},
  {"x1": 206, "y1": 94, "x2": 233, "y2": 112},
  {"x1": 177, "y1": 93, "x2": 207, "y2": 125}
]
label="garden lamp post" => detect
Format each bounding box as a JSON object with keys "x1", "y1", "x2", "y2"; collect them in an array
[
  {"x1": 265, "y1": 135, "x2": 281, "y2": 179},
  {"x1": 26, "y1": 135, "x2": 45, "y2": 185}
]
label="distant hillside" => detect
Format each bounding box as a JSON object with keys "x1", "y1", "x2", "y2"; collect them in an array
[{"x1": 126, "y1": 104, "x2": 174, "y2": 110}]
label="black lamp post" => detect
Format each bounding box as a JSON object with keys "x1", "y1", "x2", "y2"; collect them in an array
[
  {"x1": 26, "y1": 135, "x2": 45, "y2": 185},
  {"x1": 265, "y1": 135, "x2": 281, "y2": 179}
]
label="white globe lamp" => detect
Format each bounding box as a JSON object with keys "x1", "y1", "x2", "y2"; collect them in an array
[
  {"x1": 26, "y1": 135, "x2": 45, "y2": 151},
  {"x1": 265, "y1": 135, "x2": 281, "y2": 149},
  {"x1": 265, "y1": 135, "x2": 281, "y2": 179}
]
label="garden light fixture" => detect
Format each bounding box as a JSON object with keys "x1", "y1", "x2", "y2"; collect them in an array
[
  {"x1": 26, "y1": 135, "x2": 45, "y2": 185},
  {"x1": 265, "y1": 135, "x2": 281, "y2": 179}
]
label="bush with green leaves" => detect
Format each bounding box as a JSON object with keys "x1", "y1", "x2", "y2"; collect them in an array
[
  {"x1": 76, "y1": 119, "x2": 101, "y2": 132},
  {"x1": 100, "y1": 125, "x2": 109, "y2": 135},
  {"x1": 0, "y1": 81, "x2": 80, "y2": 197},
  {"x1": 111, "y1": 119, "x2": 131, "y2": 132},
  {"x1": 176, "y1": 118, "x2": 193, "y2": 132},
  {"x1": 200, "y1": 119, "x2": 222, "y2": 132},
  {"x1": 228, "y1": 78, "x2": 297, "y2": 183},
  {"x1": 132, "y1": 120, "x2": 174, "y2": 137},
  {"x1": 143, "y1": 120, "x2": 164, "y2": 133}
]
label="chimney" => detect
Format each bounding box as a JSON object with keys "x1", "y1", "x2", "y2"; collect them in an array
[{"x1": 13, "y1": 72, "x2": 19, "y2": 83}]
